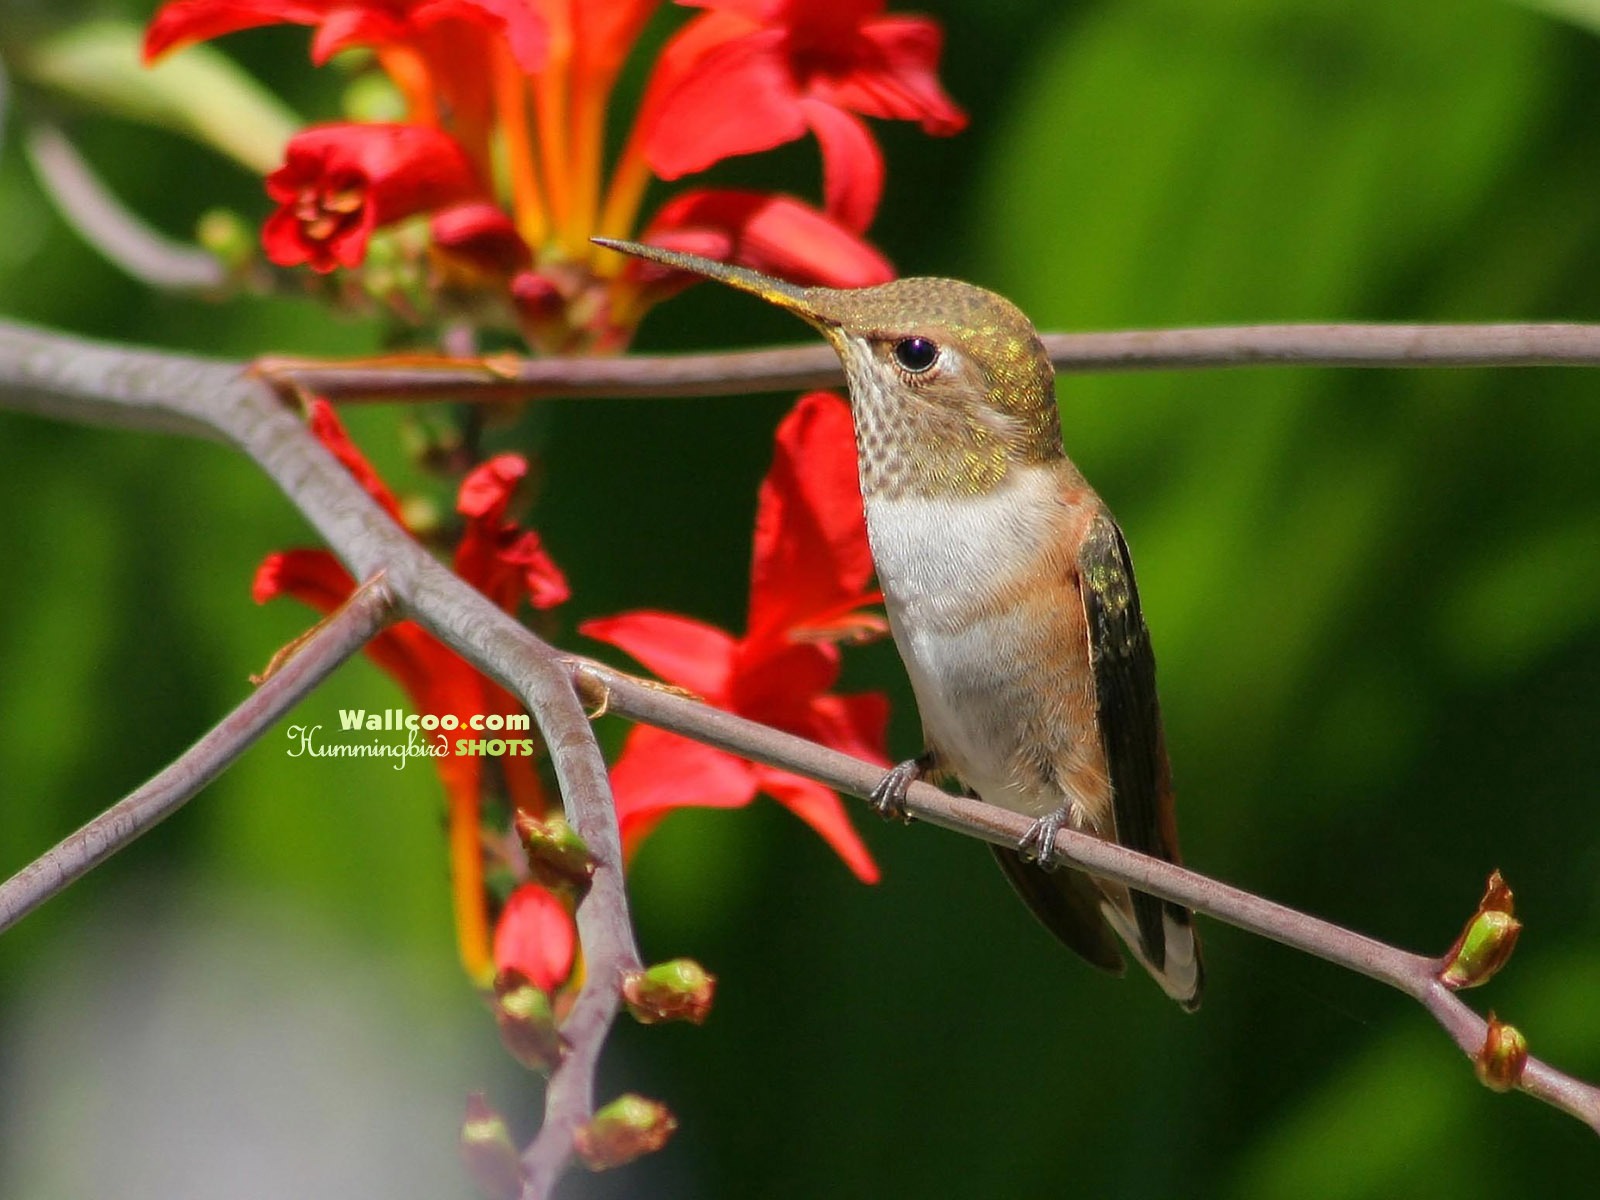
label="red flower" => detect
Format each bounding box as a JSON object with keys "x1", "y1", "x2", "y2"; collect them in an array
[
  {"x1": 453, "y1": 454, "x2": 571, "y2": 611},
  {"x1": 144, "y1": 0, "x2": 547, "y2": 73},
  {"x1": 581, "y1": 392, "x2": 888, "y2": 882},
  {"x1": 493, "y1": 883, "x2": 577, "y2": 991},
  {"x1": 633, "y1": 189, "x2": 894, "y2": 294},
  {"x1": 643, "y1": 0, "x2": 965, "y2": 231},
  {"x1": 430, "y1": 202, "x2": 533, "y2": 280},
  {"x1": 263, "y1": 123, "x2": 483, "y2": 271},
  {"x1": 256, "y1": 402, "x2": 567, "y2": 983}
]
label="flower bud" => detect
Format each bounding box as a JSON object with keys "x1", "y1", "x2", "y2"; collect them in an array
[
  {"x1": 1474, "y1": 1012, "x2": 1528, "y2": 1093},
  {"x1": 195, "y1": 208, "x2": 256, "y2": 273},
  {"x1": 1439, "y1": 870, "x2": 1521, "y2": 990},
  {"x1": 493, "y1": 969, "x2": 564, "y2": 1071},
  {"x1": 622, "y1": 959, "x2": 716, "y2": 1025},
  {"x1": 573, "y1": 1094, "x2": 677, "y2": 1170},
  {"x1": 515, "y1": 812, "x2": 596, "y2": 896},
  {"x1": 459, "y1": 1093, "x2": 523, "y2": 1200}
]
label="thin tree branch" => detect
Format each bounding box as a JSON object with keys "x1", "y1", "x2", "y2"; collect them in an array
[
  {"x1": 263, "y1": 321, "x2": 1600, "y2": 406},
  {"x1": 3, "y1": 318, "x2": 1598, "y2": 1200},
  {"x1": 25, "y1": 123, "x2": 227, "y2": 291},
  {"x1": 568, "y1": 660, "x2": 1600, "y2": 1136},
  {"x1": 0, "y1": 573, "x2": 394, "y2": 934},
  {"x1": 0, "y1": 318, "x2": 642, "y2": 1193}
]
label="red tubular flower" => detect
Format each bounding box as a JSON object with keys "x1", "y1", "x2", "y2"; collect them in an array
[
  {"x1": 256, "y1": 403, "x2": 568, "y2": 984},
  {"x1": 263, "y1": 123, "x2": 483, "y2": 271},
  {"x1": 453, "y1": 453, "x2": 571, "y2": 612},
  {"x1": 144, "y1": 0, "x2": 547, "y2": 72},
  {"x1": 643, "y1": 0, "x2": 966, "y2": 231},
  {"x1": 635, "y1": 189, "x2": 895, "y2": 293},
  {"x1": 581, "y1": 392, "x2": 888, "y2": 882}
]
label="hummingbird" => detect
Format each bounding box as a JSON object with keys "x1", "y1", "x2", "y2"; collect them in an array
[{"x1": 595, "y1": 238, "x2": 1203, "y2": 1010}]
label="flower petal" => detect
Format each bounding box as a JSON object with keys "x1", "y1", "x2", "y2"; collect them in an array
[
  {"x1": 728, "y1": 640, "x2": 840, "y2": 724},
  {"x1": 415, "y1": 0, "x2": 549, "y2": 72},
  {"x1": 456, "y1": 453, "x2": 527, "y2": 522},
  {"x1": 799, "y1": 98, "x2": 883, "y2": 233},
  {"x1": 644, "y1": 27, "x2": 806, "y2": 179},
  {"x1": 817, "y1": 15, "x2": 967, "y2": 134},
  {"x1": 609, "y1": 725, "x2": 758, "y2": 830},
  {"x1": 253, "y1": 548, "x2": 352, "y2": 608},
  {"x1": 308, "y1": 7, "x2": 409, "y2": 62},
  {"x1": 430, "y1": 201, "x2": 532, "y2": 278},
  {"x1": 306, "y1": 399, "x2": 405, "y2": 521},
  {"x1": 802, "y1": 691, "x2": 891, "y2": 767},
  {"x1": 572, "y1": 0, "x2": 660, "y2": 78},
  {"x1": 639, "y1": 190, "x2": 894, "y2": 290},
  {"x1": 755, "y1": 768, "x2": 879, "y2": 883},
  {"x1": 143, "y1": 0, "x2": 332, "y2": 62},
  {"x1": 580, "y1": 612, "x2": 736, "y2": 699},
  {"x1": 746, "y1": 391, "x2": 876, "y2": 643},
  {"x1": 493, "y1": 883, "x2": 577, "y2": 991}
]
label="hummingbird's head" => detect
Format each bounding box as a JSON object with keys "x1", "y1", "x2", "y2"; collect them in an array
[{"x1": 594, "y1": 239, "x2": 1066, "y2": 499}]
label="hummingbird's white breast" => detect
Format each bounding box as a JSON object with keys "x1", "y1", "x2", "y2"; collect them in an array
[{"x1": 863, "y1": 462, "x2": 1110, "y2": 828}]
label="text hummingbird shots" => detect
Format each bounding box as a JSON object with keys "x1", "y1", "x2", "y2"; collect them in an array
[{"x1": 283, "y1": 708, "x2": 539, "y2": 769}]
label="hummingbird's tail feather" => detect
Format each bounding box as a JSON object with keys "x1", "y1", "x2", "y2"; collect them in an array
[
  {"x1": 989, "y1": 845, "x2": 1125, "y2": 975},
  {"x1": 1100, "y1": 891, "x2": 1205, "y2": 1012}
]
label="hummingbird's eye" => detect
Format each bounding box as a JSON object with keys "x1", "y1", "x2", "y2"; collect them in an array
[{"x1": 891, "y1": 336, "x2": 940, "y2": 374}]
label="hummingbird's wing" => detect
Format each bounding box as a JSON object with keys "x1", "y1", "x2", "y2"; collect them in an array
[
  {"x1": 988, "y1": 843, "x2": 1126, "y2": 973},
  {"x1": 1077, "y1": 512, "x2": 1204, "y2": 1010}
]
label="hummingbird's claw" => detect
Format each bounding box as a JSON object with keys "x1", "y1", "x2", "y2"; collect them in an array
[
  {"x1": 1018, "y1": 807, "x2": 1069, "y2": 870},
  {"x1": 869, "y1": 754, "x2": 932, "y2": 823}
]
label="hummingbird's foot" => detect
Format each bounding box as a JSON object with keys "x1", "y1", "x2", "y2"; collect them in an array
[
  {"x1": 1018, "y1": 807, "x2": 1070, "y2": 870},
  {"x1": 868, "y1": 753, "x2": 935, "y2": 823}
]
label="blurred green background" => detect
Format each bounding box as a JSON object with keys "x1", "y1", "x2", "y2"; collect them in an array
[{"x1": 3, "y1": 0, "x2": 1600, "y2": 1196}]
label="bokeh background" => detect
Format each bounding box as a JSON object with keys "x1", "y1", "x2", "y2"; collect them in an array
[{"x1": 3, "y1": 0, "x2": 1600, "y2": 1196}]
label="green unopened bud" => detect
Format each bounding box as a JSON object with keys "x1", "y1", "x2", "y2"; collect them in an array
[
  {"x1": 1474, "y1": 1012, "x2": 1528, "y2": 1093},
  {"x1": 398, "y1": 494, "x2": 442, "y2": 538},
  {"x1": 573, "y1": 1094, "x2": 677, "y2": 1170},
  {"x1": 515, "y1": 812, "x2": 596, "y2": 896},
  {"x1": 195, "y1": 208, "x2": 255, "y2": 273},
  {"x1": 1440, "y1": 870, "x2": 1522, "y2": 990},
  {"x1": 622, "y1": 959, "x2": 716, "y2": 1026},
  {"x1": 460, "y1": 1093, "x2": 523, "y2": 1200},
  {"x1": 493, "y1": 970, "x2": 564, "y2": 1071}
]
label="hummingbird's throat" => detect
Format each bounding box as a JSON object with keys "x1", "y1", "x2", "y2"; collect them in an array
[{"x1": 842, "y1": 350, "x2": 1018, "y2": 501}]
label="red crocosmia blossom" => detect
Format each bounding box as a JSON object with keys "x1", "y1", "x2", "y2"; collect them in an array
[
  {"x1": 263, "y1": 123, "x2": 483, "y2": 272},
  {"x1": 581, "y1": 392, "x2": 888, "y2": 883},
  {"x1": 634, "y1": 189, "x2": 894, "y2": 296},
  {"x1": 643, "y1": 0, "x2": 966, "y2": 231},
  {"x1": 256, "y1": 403, "x2": 565, "y2": 984},
  {"x1": 453, "y1": 454, "x2": 571, "y2": 612},
  {"x1": 143, "y1": 0, "x2": 547, "y2": 73},
  {"x1": 493, "y1": 883, "x2": 577, "y2": 992}
]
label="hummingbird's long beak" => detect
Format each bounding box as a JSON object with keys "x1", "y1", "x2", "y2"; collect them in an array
[{"x1": 591, "y1": 237, "x2": 834, "y2": 328}]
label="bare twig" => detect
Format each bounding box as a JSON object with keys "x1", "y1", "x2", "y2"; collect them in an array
[
  {"x1": 262, "y1": 321, "x2": 1600, "y2": 406},
  {"x1": 2, "y1": 317, "x2": 1598, "y2": 1200},
  {"x1": 569, "y1": 660, "x2": 1600, "y2": 1136},
  {"x1": 0, "y1": 318, "x2": 643, "y2": 1193},
  {"x1": 25, "y1": 123, "x2": 227, "y2": 291},
  {"x1": 0, "y1": 574, "x2": 394, "y2": 934}
]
